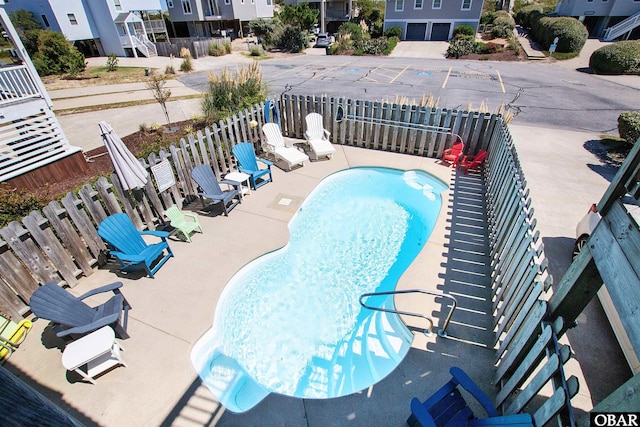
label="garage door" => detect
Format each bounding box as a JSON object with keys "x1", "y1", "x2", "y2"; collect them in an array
[
  {"x1": 431, "y1": 23, "x2": 451, "y2": 41},
  {"x1": 406, "y1": 23, "x2": 427, "y2": 41}
]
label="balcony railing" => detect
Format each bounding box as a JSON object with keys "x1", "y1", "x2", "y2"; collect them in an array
[
  {"x1": 143, "y1": 19, "x2": 168, "y2": 33},
  {"x1": 0, "y1": 65, "x2": 42, "y2": 107}
]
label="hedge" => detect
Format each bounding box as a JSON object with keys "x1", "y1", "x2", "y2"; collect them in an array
[
  {"x1": 589, "y1": 41, "x2": 640, "y2": 74},
  {"x1": 618, "y1": 111, "x2": 640, "y2": 146}
]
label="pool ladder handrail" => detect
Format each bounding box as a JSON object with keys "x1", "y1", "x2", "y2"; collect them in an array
[{"x1": 358, "y1": 289, "x2": 457, "y2": 338}]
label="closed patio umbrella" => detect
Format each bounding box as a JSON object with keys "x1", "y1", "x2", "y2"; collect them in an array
[{"x1": 99, "y1": 121, "x2": 148, "y2": 191}]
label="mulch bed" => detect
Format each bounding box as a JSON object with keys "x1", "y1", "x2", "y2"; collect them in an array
[{"x1": 36, "y1": 119, "x2": 198, "y2": 199}]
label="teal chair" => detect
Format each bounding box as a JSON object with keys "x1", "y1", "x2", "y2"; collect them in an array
[
  {"x1": 232, "y1": 142, "x2": 273, "y2": 190},
  {"x1": 98, "y1": 213, "x2": 173, "y2": 279},
  {"x1": 164, "y1": 205, "x2": 203, "y2": 242}
]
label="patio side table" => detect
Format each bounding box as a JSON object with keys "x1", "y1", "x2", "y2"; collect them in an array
[
  {"x1": 224, "y1": 171, "x2": 251, "y2": 200},
  {"x1": 61, "y1": 326, "x2": 126, "y2": 384}
]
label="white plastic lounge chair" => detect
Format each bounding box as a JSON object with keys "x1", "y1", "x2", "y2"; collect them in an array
[
  {"x1": 304, "y1": 113, "x2": 336, "y2": 160},
  {"x1": 262, "y1": 123, "x2": 309, "y2": 170}
]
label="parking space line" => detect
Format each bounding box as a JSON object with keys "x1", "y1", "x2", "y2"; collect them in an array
[
  {"x1": 442, "y1": 67, "x2": 452, "y2": 88},
  {"x1": 389, "y1": 65, "x2": 410, "y2": 83},
  {"x1": 496, "y1": 70, "x2": 505, "y2": 93}
]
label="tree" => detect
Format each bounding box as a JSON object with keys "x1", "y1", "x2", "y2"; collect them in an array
[
  {"x1": 31, "y1": 30, "x2": 86, "y2": 76},
  {"x1": 353, "y1": 0, "x2": 384, "y2": 37},
  {"x1": 147, "y1": 72, "x2": 172, "y2": 126},
  {"x1": 8, "y1": 9, "x2": 42, "y2": 55},
  {"x1": 278, "y1": 3, "x2": 318, "y2": 32}
]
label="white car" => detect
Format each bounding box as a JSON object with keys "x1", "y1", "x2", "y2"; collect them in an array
[{"x1": 573, "y1": 203, "x2": 601, "y2": 258}]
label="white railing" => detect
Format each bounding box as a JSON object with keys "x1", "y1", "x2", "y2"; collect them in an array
[
  {"x1": 143, "y1": 19, "x2": 167, "y2": 33},
  {"x1": 603, "y1": 11, "x2": 640, "y2": 41},
  {"x1": 119, "y1": 35, "x2": 157, "y2": 57},
  {"x1": 0, "y1": 65, "x2": 42, "y2": 107}
]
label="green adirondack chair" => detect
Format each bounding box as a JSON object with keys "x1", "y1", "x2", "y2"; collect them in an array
[{"x1": 164, "y1": 206, "x2": 203, "y2": 242}]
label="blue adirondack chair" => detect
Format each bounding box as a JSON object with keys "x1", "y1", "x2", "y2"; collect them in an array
[
  {"x1": 407, "y1": 367, "x2": 534, "y2": 427},
  {"x1": 232, "y1": 142, "x2": 273, "y2": 190},
  {"x1": 29, "y1": 281, "x2": 131, "y2": 339},
  {"x1": 98, "y1": 213, "x2": 173, "y2": 279},
  {"x1": 191, "y1": 165, "x2": 241, "y2": 216}
]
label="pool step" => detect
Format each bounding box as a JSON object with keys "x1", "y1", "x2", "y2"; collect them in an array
[{"x1": 330, "y1": 309, "x2": 412, "y2": 396}]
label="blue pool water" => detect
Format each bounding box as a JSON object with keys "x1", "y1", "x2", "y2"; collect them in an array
[{"x1": 191, "y1": 167, "x2": 447, "y2": 412}]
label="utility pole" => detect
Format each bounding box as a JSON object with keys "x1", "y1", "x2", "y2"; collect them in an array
[{"x1": 321, "y1": 0, "x2": 326, "y2": 33}]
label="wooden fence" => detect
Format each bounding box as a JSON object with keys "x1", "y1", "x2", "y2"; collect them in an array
[
  {"x1": 484, "y1": 120, "x2": 577, "y2": 425},
  {"x1": 0, "y1": 95, "x2": 577, "y2": 422},
  {"x1": 155, "y1": 37, "x2": 229, "y2": 59}
]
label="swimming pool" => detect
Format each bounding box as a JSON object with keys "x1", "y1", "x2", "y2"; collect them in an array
[{"x1": 191, "y1": 167, "x2": 448, "y2": 413}]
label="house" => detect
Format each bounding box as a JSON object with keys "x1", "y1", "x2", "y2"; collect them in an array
[
  {"x1": 166, "y1": 0, "x2": 274, "y2": 39},
  {"x1": 1, "y1": 0, "x2": 169, "y2": 57},
  {"x1": 0, "y1": 4, "x2": 86, "y2": 191},
  {"x1": 553, "y1": 0, "x2": 640, "y2": 40},
  {"x1": 384, "y1": 0, "x2": 484, "y2": 41},
  {"x1": 283, "y1": 0, "x2": 352, "y2": 34}
]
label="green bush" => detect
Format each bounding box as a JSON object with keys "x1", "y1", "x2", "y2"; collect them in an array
[
  {"x1": 276, "y1": 25, "x2": 307, "y2": 53},
  {"x1": 354, "y1": 37, "x2": 389, "y2": 55},
  {"x1": 446, "y1": 38, "x2": 480, "y2": 58},
  {"x1": 491, "y1": 12, "x2": 515, "y2": 38},
  {"x1": 383, "y1": 36, "x2": 399, "y2": 55},
  {"x1": 106, "y1": 53, "x2": 118, "y2": 72},
  {"x1": 384, "y1": 26, "x2": 402, "y2": 39},
  {"x1": 31, "y1": 30, "x2": 86, "y2": 76},
  {"x1": 589, "y1": 41, "x2": 640, "y2": 74},
  {"x1": 0, "y1": 184, "x2": 47, "y2": 228},
  {"x1": 481, "y1": 12, "x2": 496, "y2": 25},
  {"x1": 453, "y1": 24, "x2": 475, "y2": 39},
  {"x1": 514, "y1": 4, "x2": 543, "y2": 28},
  {"x1": 546, "y1": 17, "x2": 588, "y2": 53},
  {"x1": 619, "y1": 111, "x2": 640, "y2": 146},
  {"x1": 338, "y1": 22, "x2": 367, "y2": 43},
  {"x1": 250, "y1": 18, "x2": 277, "y2": 46},
  {"x1": 249, "y1": 45, "x2": 265, "y2": 56}
]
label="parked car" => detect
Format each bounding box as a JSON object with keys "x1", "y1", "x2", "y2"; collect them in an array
[
  {"x1": 573, "y1": 203, "x2": 601, "y2": 258},
  {"x1": 573, "y1": 201, "x2": 640, "y2": 375},
  {"x1": 314, "y1": 32, "x2": 332, "y2": 48}
]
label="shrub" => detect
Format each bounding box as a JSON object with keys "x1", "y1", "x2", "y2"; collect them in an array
[
  {"x1": 276, "y1": 25, "x2": 307, "y2": 53},
  {"x1": 354, "y1": 37, "x2": 389, "y2": 55},
  {"x1": 491, "y1": 12, "x2": 515, "y2": 38},
  {"x1": 0, "y1": 184, "x2": 47, "y2": 228},
  {"x1": 165, "y1": 64, "x2": 176, "y2": 74},
  {"x1": 589, "y1": 41, "x2": 640, "y2": 74},
  {"x1": 453, "y1": 24, "x2": 475, "y2": 39},
  {"x1": 544, "y1": 17, "x2": 588, "y2": 53},
  {"x1": 481, "y1": 42, "x2": 500, "y2": 54},
  {"x1": 446, "y1": 38, "x2": 480, "y2": 58},
  {"x1": 209, "y1": 42, "x2": 227, "y2": 56},
  {"x1": 618, "y1": 111, "x2": 640, "y2": 146},
  {"x1": 250, "y1": 17, "x2": 277, "y2": 46},
  {"x1": 249, "y1": 45, "x2": 265, "y2": 56},
  {"x1": 31, "y1": 30, "x2": 86, "y2": 76},
  {"x1": 201, "y1": 62, "x2": 268, "y2": 121},
  {"x1": 514, "y1": 4, "x2": 543, "y2": 28},
  {"x1": 179, "y1": 47, "x2": 193, "y2": 72},
  {"x1": 383, "y1": 36, "x2": 399, "y2": 55},
  {"x1": 481, "y1": 12, "x2": 496, "y2": 25},
  {"x1": 384, "y1": 26, "x2": 402, "y2": 39},
  {"x1": 338, "y1": 22, "x2": 367, "y2": 43},
  {"x1": 106, "y1": 53, "x2": 118, "y2": 72}
]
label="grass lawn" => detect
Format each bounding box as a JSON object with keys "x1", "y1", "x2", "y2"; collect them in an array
[{"x1": 43, "y1": 65, "x2": 177, "y2": 90}]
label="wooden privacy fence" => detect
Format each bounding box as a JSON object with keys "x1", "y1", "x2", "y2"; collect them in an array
[
  {"x1": 484, "y1": 119, "x2": 578, "y2": 425},
  {"x1": 0, "y1": 96, "x2": 495, "y2": 318},
  {"x1": 0, "y1": 96, "x2": 578, "y2": 421},
  {"x1": 155, "y1": 37, "x2": 229, "y2": 58}
]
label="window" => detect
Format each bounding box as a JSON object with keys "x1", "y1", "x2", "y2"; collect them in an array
[
  {"x1": 415, "y1": 0, "x2": 423, "y2": 9},
  {"x1": 461, "y1": 0, "x2": 472, "y2": 9},
  {"x1": 432, "y1": 0, "x2": 441, "y2": 8},
  {"x1": 114, "y1": 0, "x2": 122, "y2": 10},
  {"x1": 167, "y1": 0, "x2": 174, "y2": 7},
  {"x1": 68, "y1": 13, "x2": 78, "y2": 25},
  {"x1": 182, "y1": 0, "x2": 192, "y2": 14},
  {"x1": 41, "y1": 14, "x2": 50, "y2": 27},
  {"x1": 395, "y1": 0, "x2": 404, "y2": 11},
  {"x1": 266, "y1": 0, "x2": 271, "y2": 4},
  {"x1": 208, "y1": 0, "x2": 219, "y2": 15}
]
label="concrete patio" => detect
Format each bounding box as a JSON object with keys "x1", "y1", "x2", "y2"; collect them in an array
[{"x1": 4, "y1": 126, "x2": 630, "y2": 426}]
